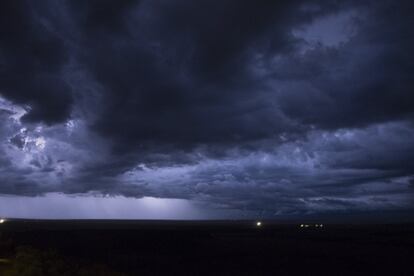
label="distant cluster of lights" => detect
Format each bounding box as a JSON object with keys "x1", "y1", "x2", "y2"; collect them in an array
[
  {"x1": 255, "y1": 222, "x2": 324, "y2": 228},
  {"x1": 300, "y1": 224, "x2": 323, "y2": 228}
]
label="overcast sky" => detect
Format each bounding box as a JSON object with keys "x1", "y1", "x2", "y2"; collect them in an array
[{"x1": 0, "y1": 0, "x2": 413, "y2": 220}]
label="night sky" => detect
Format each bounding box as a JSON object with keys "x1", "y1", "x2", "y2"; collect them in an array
[{"x1": 0, "y1": 0, "x2": 413, "y2": 220}]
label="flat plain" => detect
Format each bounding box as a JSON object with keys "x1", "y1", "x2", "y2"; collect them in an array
[{"x1": 0, "y1": 220, "x2": 413, "y2": 275}]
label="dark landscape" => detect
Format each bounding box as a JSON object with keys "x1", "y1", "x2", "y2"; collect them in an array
[{"x1": 1, "y1": 220, "x2": 413, "y2": 275}]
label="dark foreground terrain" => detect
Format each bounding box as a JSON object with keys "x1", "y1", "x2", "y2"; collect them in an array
[{"x1": 0, "y1": 220, "x2": 413, "y2": 275}]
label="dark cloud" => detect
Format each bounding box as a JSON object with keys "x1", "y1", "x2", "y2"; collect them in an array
[
  {"x1": 409, "y1": 179, "x2": 414, "y2": 189},
  {"x1": 0, "y1": 1, "x2": 72, "y2": 124},
  {"x1": 0, "y1": 0, "x2": 414, "y2": 218},
  {"x1": 275, "y1": 0, "x2": 414, "y2": 130},
  {"x1": 68, "y1": 0, "x2": 139, "y2": 34},
  {"x1": 65, "y1": 0, "x2": 351, "y2": 151}
]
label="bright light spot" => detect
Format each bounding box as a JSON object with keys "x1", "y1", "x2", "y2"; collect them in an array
[
  {"x1": 300, "y1": 224, "x2": 304, "y2": 228},
  {"x1": 320, "y1": 224, "x2": 323, "y2": 228},
  {"x1": 35, "y1": 137, "x2": 46, "y2": 150},
  {"x1": 66, "y1": 120, "x2": 76, "y2": 133},
  {"x1": 256, "y1": 221, "x2": 262, "y2": 227},
  {"x1": 0, "y1": 219, "x2": 5, "y2": 224}
]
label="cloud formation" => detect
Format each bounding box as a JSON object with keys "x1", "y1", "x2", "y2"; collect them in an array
[{"x1": 0, "y1": 0, "x2": 413, "y2": 218}]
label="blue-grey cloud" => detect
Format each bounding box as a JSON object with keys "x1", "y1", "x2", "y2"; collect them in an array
[{"x1": 0, "y1": 0, "x2": 413, "y2": 219}]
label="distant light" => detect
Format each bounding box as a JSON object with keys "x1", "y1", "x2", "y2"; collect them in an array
[
  {"x1": 0, "y1": 219, "x2": 5, "y2": 224},
  {"x1": 300, "y1": 224, "x2": 304, "y2": 228},
  {"x1": 256, "y1": 221, "x2": 262, "y2": 227},
  {"x1": 320, "y1": 224, "x2": 323, "y2": 227},
  {"x1": 315, "y1": 224, "x2": 319, "y2": 227}
]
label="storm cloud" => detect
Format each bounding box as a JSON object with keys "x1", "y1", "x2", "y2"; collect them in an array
[{"x1": 0, "y1": 0, "x2": 413, "y2": 219}]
